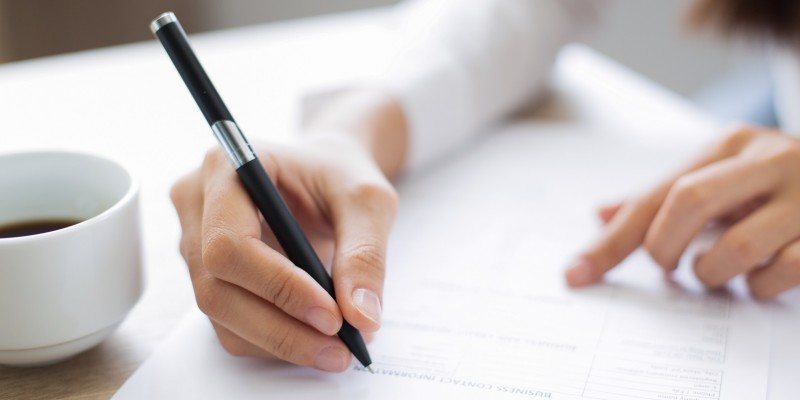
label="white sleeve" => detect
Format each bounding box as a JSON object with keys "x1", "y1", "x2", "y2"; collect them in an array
[{"x1": 380, "y1": 0, "x2": 602, "y2": 171}]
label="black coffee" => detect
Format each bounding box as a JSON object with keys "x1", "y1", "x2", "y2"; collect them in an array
[{"x1": 0, "y1": 219, "x2": 82, "y2": 238}]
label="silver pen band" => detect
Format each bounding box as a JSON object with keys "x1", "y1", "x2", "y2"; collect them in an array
[{"x1": 211, "y1": 120, "x2": 257, "y2": 168}]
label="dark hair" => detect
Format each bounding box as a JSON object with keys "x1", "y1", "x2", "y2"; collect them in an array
[{"x1": 690, "y1": 0, "x2": 800, "y2": 42}]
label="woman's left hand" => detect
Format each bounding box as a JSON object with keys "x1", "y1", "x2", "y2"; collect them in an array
[{"x1": 566, "y1": 126, "x2": 800, "y2": 298}]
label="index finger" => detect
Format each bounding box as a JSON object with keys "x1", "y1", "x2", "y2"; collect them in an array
[
  {"x1": 565, "y1": 128, "x2": 751, "y2": 287},
  {"x1": 566, "y1": 190, "x2": 665, "y2": 286},
  {"x1": 199, "y1": 150, "x2": 343, "y2": 335}
]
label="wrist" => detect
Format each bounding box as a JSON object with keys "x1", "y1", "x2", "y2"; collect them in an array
[{"x1": 303, "y1": 89, "x2": 408, "y2": 179}]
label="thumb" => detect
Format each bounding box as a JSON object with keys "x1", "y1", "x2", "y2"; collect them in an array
[{"x1": 329, "y1": 183, "x2": 398, "y2": 333}]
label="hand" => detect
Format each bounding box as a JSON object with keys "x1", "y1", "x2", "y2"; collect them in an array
[
  {"x1": 566, "y1": 126, "x2": 800, "y2": 298},
  {"x1": 170, "y1": 134, "x2": 397, "y2": 371}
]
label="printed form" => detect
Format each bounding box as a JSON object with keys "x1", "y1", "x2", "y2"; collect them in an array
[{"x1": 114, "y1": 126, "x2": 771, "y2": 400}]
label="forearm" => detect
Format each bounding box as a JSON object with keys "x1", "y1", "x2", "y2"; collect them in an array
[
  {"x1": 304, "y1": 88, "x2": 409, "y2": 180},
  {"x1": 376, "y1": 0, "x2": 601, "y2": 171},
  {"x1": 304, "y1": 1, "x2": 601, "y2": 177}
]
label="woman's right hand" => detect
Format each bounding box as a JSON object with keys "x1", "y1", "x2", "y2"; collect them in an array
[{"x1": 170, "y1": 134, "x2": 398, "y2": 372}]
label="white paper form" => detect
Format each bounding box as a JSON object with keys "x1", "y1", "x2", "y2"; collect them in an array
[{"x1": 115, "y1": 125, "x2": 772, "y2": 400}]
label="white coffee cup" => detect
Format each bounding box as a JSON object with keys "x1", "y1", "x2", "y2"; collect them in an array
[{"x1": 0, "y1": 151, "x2": 144, "y2": 366}]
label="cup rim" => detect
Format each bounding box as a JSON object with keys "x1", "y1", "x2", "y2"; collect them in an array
[{"x1": 0, "y1": 150, "x2": 140, "y2": 244}]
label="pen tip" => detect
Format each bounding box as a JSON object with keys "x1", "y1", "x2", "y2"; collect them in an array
[{"x1": 366, "y1": 365, "x2": 375, "y2": 374}]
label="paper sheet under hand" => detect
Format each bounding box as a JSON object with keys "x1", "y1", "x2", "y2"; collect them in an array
[{"x1": 114, "y1": 126, "x2": 772, "y2": 400}]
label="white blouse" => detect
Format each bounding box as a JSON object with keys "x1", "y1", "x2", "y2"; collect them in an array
[{"x1": 374, "y1": 0, "x2": 795, "y2": 171}]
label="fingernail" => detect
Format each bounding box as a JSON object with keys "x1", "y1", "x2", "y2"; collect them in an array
[
  {"x1": 566, "y1": 258, "x2": 596, "y2": 287},
  {"x1": 352, "y1": 288, "x2": 382, "y2": 325},
  {"x1": 315, "y1": 346, "x2": 350, "y2": 372},
  {"x1": 305, "y1": 307, "x2": 340, "y2": 336}
]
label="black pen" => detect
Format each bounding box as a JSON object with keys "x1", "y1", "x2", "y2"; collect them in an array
[{"x1": 150, "y1": 11, "x2": 374, "y2": 372}]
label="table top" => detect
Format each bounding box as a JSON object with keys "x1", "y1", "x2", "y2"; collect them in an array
[{"x1": 0, "y1": 7, "x2": 795, "y2": 400}]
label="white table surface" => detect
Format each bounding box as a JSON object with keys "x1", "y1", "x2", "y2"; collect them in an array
[{"x1": 0, "y1": 7, "x2": 796, "y2": 399}]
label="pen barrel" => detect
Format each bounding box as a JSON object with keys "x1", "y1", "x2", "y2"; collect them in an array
[
  {"x1": 236, "y1": 159, "x2": 372, "y2": 367},
  {"x1": 236, "y1": 159, "x2": 334, "y2": 295},
  {"x1": 153, "y1": 20, "x2": 233, "y2": 125}
]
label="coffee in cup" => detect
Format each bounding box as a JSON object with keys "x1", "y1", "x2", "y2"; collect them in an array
[{"x1": 0, "y1": 151, "x2": 144, "y2": 366}]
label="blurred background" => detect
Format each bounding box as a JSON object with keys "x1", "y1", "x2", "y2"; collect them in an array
[{"x1": 0, "y1": 0, "x2": 770, "y2": 124}]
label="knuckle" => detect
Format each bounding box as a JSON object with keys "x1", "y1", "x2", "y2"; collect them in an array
[
  {"x1": 203, "y1": 146, "x2": 227, "y2": 168},
  {"x1": 670, "y1": 177, "x2": 708, "y2": 217},
  {"x1": 201, "y1": 147, "x2": 233, "y2": 180},
  {"x1": 264, "y1": 325, "x2": 299, "y2": 362},
  {"x1": 201, "y1": 228, "x2": 239, "y2": 276},
  {"x1": 343, "y1": 242, "x2": 386, "y2": 277},
  {"x1": 342, "y1": 242, "x2": 386, "y2": 284},
  {"x1": 262, "y1": 267, "x2": 298, "y2": 310},
  {"x1": 349, "y1": 181, "x2": 399, "y2": 215}
]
